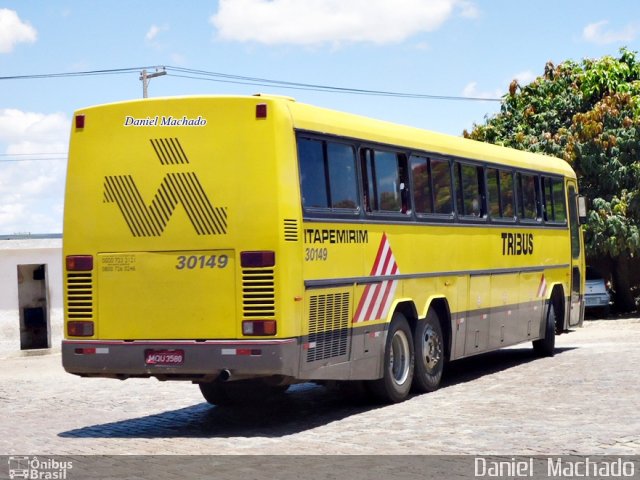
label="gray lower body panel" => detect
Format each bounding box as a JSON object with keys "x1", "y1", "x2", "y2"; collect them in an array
[{"x1": 62, "y1": 339, "x2": 300, "y2": 381}]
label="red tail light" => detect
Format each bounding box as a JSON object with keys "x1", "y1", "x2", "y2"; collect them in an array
[
  {"x1": 66, "y1": 255, "x2": 93, "y2": 271},
  {"x1": 242, "y1": 320, "x2": 277, "y2": 336},
  {"x1": 241, "y1": 251, "x2": 275, "y2": 268},
  {"x1": 67, "y1": 321, "x2": 94, "y2": 337},
  {"x1": 75, "y1": 114, "x2": 85, "y2": 129},
  {"x1": 256, "y1": 103, "x2": 267, "y2": 119}
]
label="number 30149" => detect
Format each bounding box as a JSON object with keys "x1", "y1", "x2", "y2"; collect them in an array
[
  {"x1": 305, "y1": 247, "x2": 328, "y2": 261},
  {"x1": 176, "y1": 255, "x2": 229, "y2": 270}
]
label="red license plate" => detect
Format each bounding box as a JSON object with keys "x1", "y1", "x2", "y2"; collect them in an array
[{"x1": 144, "y1": 349, "x2": 184, "y2": 366}]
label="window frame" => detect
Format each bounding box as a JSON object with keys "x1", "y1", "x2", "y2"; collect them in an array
[
  {"x1": 454, "y1": 160, "x2": 487, "y2": 223},
  {"x1": 408, "y1": 154, "x2": 454, "y2": 220},
  {"x1": 360, "y1": 146, "x2": 411, "y2": 219},
  {"x1": 296, "y1": 134, "x2": 361, "y2": 218},
  {"x1": 296, "y1": 129, "x2": 571, "y2": 229},
  {"x1": 516, "y1": 171, "x2": 542, "y2": 223},
  {"x1": 541, "y1": 175, "x2": 568, "y2": 224},
  {"x1": 485, "y1": 167, "x2": 517, "y2": 224}
]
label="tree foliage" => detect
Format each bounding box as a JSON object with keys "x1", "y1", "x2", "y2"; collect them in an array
[{"x1": 465, "y1": 48, "x2": 640, "y2": 311}]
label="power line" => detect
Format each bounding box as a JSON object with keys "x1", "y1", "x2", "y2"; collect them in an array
[
  {"x1": 165, "y1": 66, "x2": 502, "y2": 101},
  {"x1": 0, "y1": 152, "x2": 66, "y2": 156},
  {"x1": 0, "y1": 67, "x2": 154, "y2": 81},
  {"x1": 0, "y1": 158, "x2": 67, "y2": 163},
  {"x1": 0, "y1": 65, "x2": 503, "y2": 102},
  {"x1": 0, "y1": 152, "x2": 67, "y2": 163}
]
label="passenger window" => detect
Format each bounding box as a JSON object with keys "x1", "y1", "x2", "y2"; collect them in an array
[
  {"x1": 410, "y1": 155, "x2": 433, "y2": 214},
  {"x1": 552, "y1": 180, "x2": 567, "y2": 222},
  {"x1": 499, "y1": 170, "x2": 515, "y2": 217},
  {"x1": 542, "y1": 176, "x2": 554, "y2": 221},
  {"x1": 362, "y1": 149, "x2": 408, "y2": 214},
  {"x1": 455, "y1": 162, "x2": 484, "y2": 217},
  {"x1": 327, "y1": 143, "x2": 358, "y2": 209},
  {"x1": 541, "y1": 176, "x2": 568, "y2": 223},
  {"x1": 410, "y1": 155, "x2": 453, "y2": 216},
  {"x1": 375, "y1": 151, "x2": 401, "y2": 211},
  {"x1": 518, "y1": 173, "x2": 539, "y2": 220},
  {"x1": 487, "y1": 168, "x2": 500, "y2": 217},
  {"x1": 297, "y1": 136, "x2": 358, "y2": 212},
  {"x1": 298, "y1": 137, "x2": 328, "y2": 208},
  {"x1": 431, "y1": 159, "x2": 453, "y2": 214},
  {"x1": 487, "y1": 168, "x2": 515, "y2": 220}
]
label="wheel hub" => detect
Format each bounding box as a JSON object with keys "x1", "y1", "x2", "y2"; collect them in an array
[{"x1": 422, "y1": 325, "x2": 442, "y2": 370}]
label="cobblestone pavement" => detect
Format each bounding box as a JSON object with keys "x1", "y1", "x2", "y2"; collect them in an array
[{"x1": 1, "y1": 318, "x2": 639, "y2": 456}]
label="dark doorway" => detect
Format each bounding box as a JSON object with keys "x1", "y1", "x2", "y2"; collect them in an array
[{"x1": 17, "y1": 264, "x2": 50, "y2": 350}]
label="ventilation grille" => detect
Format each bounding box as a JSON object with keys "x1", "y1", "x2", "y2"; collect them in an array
[
  {"x1": 283, "y1": 219, "x2": 299, "y2": 242},
  {"x1": 242, "y1": 268, "x2": 275, "y2": 318},
  {"x1": 66, "y1": 273, "x2": 94, "y2": 319},
  {"x1": 306, "y1": 292, "x2": 350, "y2": 362}
]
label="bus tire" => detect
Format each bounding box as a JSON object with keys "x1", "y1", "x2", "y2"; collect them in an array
[
  {"x1": 199, "y1": 381, "x2": 233, "y2": 406},
  {"x1": 412, "y1": 308, "x2": 444, "y2": 393},
  {"x1": 199, "y1": 379, "x2": 289, "y2": 406},
  {"x1": 533, "y1": 301, "x2": 557, "y2": 357},
  {"x1": 367, "y1": 312, "x2": 414, "y2": 403}
]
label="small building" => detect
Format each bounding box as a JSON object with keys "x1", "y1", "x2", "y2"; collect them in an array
[{"x1": 0, "y1": 234, "x2": 63, "y2": 355}]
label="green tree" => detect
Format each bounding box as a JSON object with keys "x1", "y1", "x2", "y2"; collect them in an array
[{"x1": 465, "y1": 48, "x2": 640, "y2": 312}]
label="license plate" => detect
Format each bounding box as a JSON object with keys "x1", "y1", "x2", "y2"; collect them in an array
[{"x1": 145, "y1": 349, "x2": 184, "y2": 366}]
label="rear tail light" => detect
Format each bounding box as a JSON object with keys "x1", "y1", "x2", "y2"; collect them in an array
[
  {"x1": 240, "y1": 251, "x2": 275, "y2": 268},
  {"x1": 66, "y1": 255, "x2": 93, "y2": 271},
  {"x1": 242, "y1": 320, "x2": 277, "y2": 336},
  {"x1": 256, "y1": 103, "x2": 267, "y2": 119},
  {"x1": 67, "y1": 321, "x2": 94, "y2": 337},
  {"x1": 75, "y1": 114, "x2": 85, "y2": 129}
]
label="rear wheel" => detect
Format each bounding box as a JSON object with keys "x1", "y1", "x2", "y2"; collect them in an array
[
  {"x1": 198, "y1": 379, "x2": 289, "y2": 406},
  {"x1": 199, "y1": 381, "x2": 233, "y2": 406},
  {"x1": 367, "y1": 312, "x2": 414, "y2": 403},
  {"x1": 412, "y1": 308, "x2": 444, "y2": 393},
  {"x1": 533, "y1": 300, "x2": 558, "y2": 357}
]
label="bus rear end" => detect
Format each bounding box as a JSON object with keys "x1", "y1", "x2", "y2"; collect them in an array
[{"x1": 62, "y1": 96, "x2": 303, "y2": 386}]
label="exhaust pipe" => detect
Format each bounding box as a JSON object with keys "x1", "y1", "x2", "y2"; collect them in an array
[{"x1": 218, "y1": 369, "x2": 231, "y2": 382}]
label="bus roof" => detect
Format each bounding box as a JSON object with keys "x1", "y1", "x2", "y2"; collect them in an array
[
  {"x1": 283, "y1": 97, "x2": 575, "y2": 179},
  {"x1": 74, "y1": 94, "x2": 576, "y2": 179}
]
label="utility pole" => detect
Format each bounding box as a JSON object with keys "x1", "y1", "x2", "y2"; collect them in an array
[{"x1": 139, "y1": 67, "x2": 167, "y2": 98}]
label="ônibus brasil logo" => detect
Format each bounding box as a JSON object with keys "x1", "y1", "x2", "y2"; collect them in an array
[
  {"x1": 8, "y1": 456, "x2": 72, "y2": 479},
  {"x1": 103, "y1": 137, "x2": 227, "y2": 237}
]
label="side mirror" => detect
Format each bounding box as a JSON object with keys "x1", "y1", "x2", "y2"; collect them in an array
[{"x1": 578, "y1": 196, "x2": 587, "y2": 225}]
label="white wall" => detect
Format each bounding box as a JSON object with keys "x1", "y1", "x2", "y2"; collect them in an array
[{"x1": 0, "y1": 238, "x2": 62, "y2": 354}]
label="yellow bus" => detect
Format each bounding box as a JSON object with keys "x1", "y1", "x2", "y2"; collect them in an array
[{"x1": 62, "y1": 94, "x2": 586, "y2": 404}]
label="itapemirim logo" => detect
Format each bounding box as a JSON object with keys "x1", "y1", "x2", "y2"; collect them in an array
[
  {"x1": 7, "y1": 456, "x2": 72, "y2": 479},
  {"x1": 103, "y1": 137, "x2": 228, "y2": 237}
]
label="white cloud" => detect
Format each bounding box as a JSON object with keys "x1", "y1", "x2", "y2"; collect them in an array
[
  {"x1": 210, "y1": 0, "x2": 476, "y2": 46},
  {"x1": 513, "y1": 70, "x2": 536, "y2": 86},
  {"x1": 462, "y1": 81, "x2": 502, "y2": 100},
  {"x1": 0, "y1": 9, "x2": 37, "y2": 53},
  {"x1": 462, "y1": 70, "x2": 537, "y2": 101},
  {"x1": 0, "y1": 109, "x2": 69, "y2": 234},
  {"x1": 582, "y1": 20, "x2": 638, "y2": 45},
  {"x1": 457, "y1": 1, "x2": 479, "y2": 19},
  {"x1": 0, "y1": 109, "x2": 68, "y2": 153},
  {"x1": 146, "y1": 25, "x2": 162, "y2": 42},
  {"x1": 146, "y1": 24, "x2": 169, "y2": 43}
]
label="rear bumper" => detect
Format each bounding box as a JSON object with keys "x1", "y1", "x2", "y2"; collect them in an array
[
  {"x1": 585, "y1": 293, "x2": 610, "y2": 308},
  {"x1": 62, "y1": 339, "x2": 300, "y2": 380}
]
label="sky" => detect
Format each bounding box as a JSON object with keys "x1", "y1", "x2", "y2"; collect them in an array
[{"x1": 1, "y1": 0, "x2": 639, "y2": 234}]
